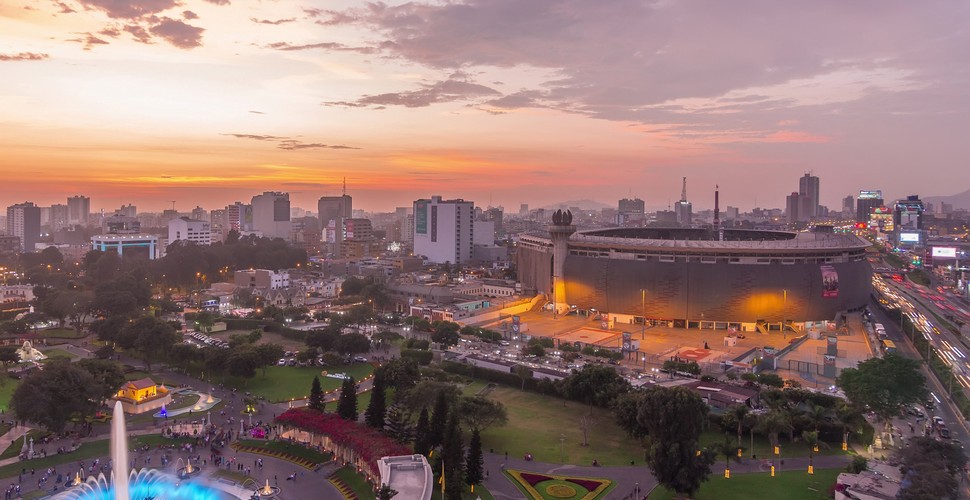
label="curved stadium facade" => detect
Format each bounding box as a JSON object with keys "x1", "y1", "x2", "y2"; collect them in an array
[{"x1": 517, "y1": 227, "x2": 872, "y2": 326}]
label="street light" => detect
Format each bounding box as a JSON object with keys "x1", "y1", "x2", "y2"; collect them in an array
[
  {"x1": 640, "y1": 289, "x2": 646, "y2": 340},
  {"x1": 559, "y1": 433, "x2": 566, "y2": 463}
]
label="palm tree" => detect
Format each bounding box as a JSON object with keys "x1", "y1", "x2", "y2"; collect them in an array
[
  {"x1": 716, "y1": 435, "x2": 736, "y2": 478},
  {"x1": 757, "y1": 410, "x2": 793, "y2": 457},
  {"x1": 744, "y1": 412, "x2": 760, "y2": 458},
  {"x1": 802, "y1": 401, "x2": 831, "y2": 432},
  {"x1": 728, "y1": 404, "x2": 750, "y2": 458},
  {"x1": 835, "y1": 401, "x2": 866, "y2": 451},
  {"x1": 802, "y1": 430, "x2": 819, "y2": 474}
]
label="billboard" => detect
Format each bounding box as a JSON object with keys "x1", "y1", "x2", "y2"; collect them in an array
[
  {"x1": 821, "y1": 265, "x2": 839, "y2": 298},
  {"x1": 415, "y1": 202, "x2": 428, "y2": 234},
  {"x1": 933, "y1": 247, "x2": 957, "y2": 258},
  {"x1": 858, "y1": 190, "x2": 882, "y2": 199},
  {"x1": 622, "y1": 332, "x2": 632, "y2": 352},
  {"x1": 899, "y1": 232, "x2": 920, "y2": 243}
]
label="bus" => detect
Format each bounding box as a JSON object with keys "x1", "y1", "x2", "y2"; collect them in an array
[{"x1": 881, "y1": 339, "x2": 897, "y2": 354}]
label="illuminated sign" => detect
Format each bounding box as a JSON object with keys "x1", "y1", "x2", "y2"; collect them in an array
[
  {"x1": 858, "y1": 190, "x2": 882, "y2": 199},
  {"x1": 932, "y1": 247, "x2": 957, "y2": 258},
  {"x1": 899, "y1": 232, "x2": 920, "y2": 243}
]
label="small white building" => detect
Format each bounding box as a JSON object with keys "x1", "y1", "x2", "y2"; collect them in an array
[
  {"x1": 168, "y1": 217, "x2": 212, "y2": 246},
  {"x1": 378, "y1": 455, "x2": 432, "y2": 500},
  {"x1": 234, "y1": 269, "x2": 289, "y2": 289},
  {"x1": 91, "y1": 234, "x2": 159, "y2": 259}
]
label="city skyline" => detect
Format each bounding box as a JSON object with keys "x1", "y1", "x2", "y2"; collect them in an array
[{"x1": 2, "y1": 1, "x2": 970, "y2": 211}]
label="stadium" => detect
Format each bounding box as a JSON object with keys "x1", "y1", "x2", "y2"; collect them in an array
[{"x1": 517, "y1": 227, "x2": 872, "y2": 330}]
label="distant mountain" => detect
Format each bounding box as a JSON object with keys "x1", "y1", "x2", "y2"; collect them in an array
[
  {"x1": 541, "y1": 199, "x2": 612, "y2": 211},
  {"x1": 923, "y1": 189, "x2": 970, "y2": 210}
]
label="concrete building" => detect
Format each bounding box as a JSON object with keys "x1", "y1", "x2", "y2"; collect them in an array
[
  {"x1": 91, "y1": 234, "x2": 159, "y2": 259},
  {"x1": 786, "y1": 192, "x2": 801, "y2": 225},
  {"x1": 5, "y1": 202, "x2": 41, "y2": 252},
  {"x1": 49, "y1": 204, "x2": 68, "y2": 231},
  {"x1": 798, "y1": 172, "x2": 820, "y2": 220},
  {"x1": 319, "y1": 194, "x2": 352, "y2": 256},
  {"x1": 413, "y1": 196, "x2": 474, "y2": 265},
  {"x1": 856, "y1": 190, "x2": 883, "y2": 223},
  {"x1": 675, "y1": 177, "x2": 692, "y2": 226},
  {"x1": 168, "y1": 217, "x2": 212, "y2": 246},
  {"x1": 377, "y1": 455, "x2": 433, "y2": 500},
  {"x1": 893, "y1": 195, "x2": 925, "y2": 247},
  {"x1": 251, "y1": 192, "x2": 291, "y2": 240},
  {"x1": 234, "y1": 269, "x2": 289, "y2": 289},
  {"x1": 67, "y1": 195, "x2": 90, "y2": 226}
]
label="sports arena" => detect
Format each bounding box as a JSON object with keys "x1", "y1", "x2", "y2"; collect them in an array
[{"x1": 517, "y1": 227, "x2": 872, "y2": 330}]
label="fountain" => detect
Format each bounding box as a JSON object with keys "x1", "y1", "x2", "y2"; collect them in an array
[
  {"x1": 16, "y1": 340, "x2": 46, "y2": 362},
  {"x1": 51, "y1": 401, "x2": 241, "y2": 500},
  {"x1": 253, "y1": 479, "x2": 280, "y2": 498},
  {"x1": 176, "y1": 457, "x2": 202, "y2": 479}
]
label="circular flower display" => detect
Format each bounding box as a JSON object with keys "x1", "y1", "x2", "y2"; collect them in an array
[{"x1": 545, "y1": 483, "x2": 578, "y2": 498}]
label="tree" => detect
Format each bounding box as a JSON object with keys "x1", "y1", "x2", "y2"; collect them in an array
[
  {"x1": 428, "y1": 390, "x2": 450, "y2": 449},
  {"x1": 561, "y1": 364, "x2": 631, "y2": 413},
  {"x1": 803, "y1": 430, "x2": 819, "y2": 473},
  {"x1": 638, "y1": 386, "x2": 715, "y2": 498},
  {"x1": 441, "y1": 413, "x2": 465, "y2": 500},
  {"x1": 414, "y1": 407, "x2": 432, "y2": 456},
  {"x1": 365, "y1": 376, "x2": 387, "y2": 429},
  {"x1": 514, "y1": 365, "x2": 532, "y2": 391},
  {"x1": 169, "y1": 343, "x2": 201, "y2": 374},
  {"x1": 406, "y1": 381, "x2": 462, "y2": 414},
  {"x1": 458, "y1": 396, "x2": 508, "y2": 432},
  {"x1": 334, "y1": 333, "x2": 371, "y2": 355},
  {"x1": 255, "y1": 343, "x2": 285, "y2": 376},
  {"x1": 123, "y1": 316, "x2": 180, "y2": 370},
  {"x1": 431, "y1": 321, "x2": 461, "y2": 346},
  {"x1": 0, "y1": 345, "x2": 20, "y2": 368},
  {"x1": 77, "y1": 359, "x2": 126, "y2": 408},
  {"x1": 613, "y1": 391, "x2": 648, "y2": 439},
  {"x1": 898, "y1": 437, "x2": 966, "y2": 500},
  {"x1": 376, "y1": 358, "x2": 420, "y2": 401},
  {"x1": 383, "y1": 403, "x2": 413, "y2": 443},
  {"x1": 308, "y1": 376, "x2": 325, "y2": 412},
  {"x1": 194, "y1": 311, "x2": 216, "y2": 333},
  {"x1": 728, "y1": 404, "x2": 750, "y2": 456},
  {"x1": 11, "y1": 359, "x2": 98, "y2": 432},
  {"x1": 465, "y1": 428, "x2": 484, "y2": 489},
  {"x1": 337, "y1": 376, "x2": 358, "y2": 421},
  {"x1": 837, "y1": 353, "x2": 926, "y2": 431},
  {"x1": 227, "y1": 344, "x2": 261, "y2": 381},
  {"x1": 376, "y1": 485, "x2": 398, "y2": 500}
]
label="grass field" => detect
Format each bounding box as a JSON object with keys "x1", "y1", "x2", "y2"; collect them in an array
[
  {"x1": 35, "y1": 327, "x2": 85, "y2": 338},
  {"x1": 333, "y1": 465, "x2": 376, "y2": 500},
  {"x1": 479, "y1": 386, "x2": 643, "y2": 466},
  {"x1": 648, "y1": 468, "x2": 840, "y2": 500},
  {"x1": 235, "y1": 439, "x2": 331, "y2": 464},
  {"x1": 699, "y1": 431, "x2": 850, "y2": 459},
  {"x1": 0, "y1": 378, "x2": 20, "y2": 413},
  {"x1": 0, "y1": 440, "x2": 110, "y2": 478},
  {"x1": 38, "y1": 348, "x2": 77, "y2": 361},
  {"x1": 223, "y1": 364, "x2": 375, "y2": 403}
]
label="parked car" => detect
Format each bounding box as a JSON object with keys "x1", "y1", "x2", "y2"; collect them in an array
[
  {"x1": 940, "y1": 427, "x2": 951, "y2": 439},
  {"x1": 353, "y1": 356, "x2": 368, "y2": 363},
  {"x1": 277, "y1": 358, "x2": 286, "y2": 366}
]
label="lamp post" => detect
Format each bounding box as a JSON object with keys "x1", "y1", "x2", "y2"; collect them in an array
[
  {"x1": 559, "y1": 433, "x2": 565, "y2": 464},
  {"x1": 641, "y1": 289, "x2": 646, "y2": 340}
]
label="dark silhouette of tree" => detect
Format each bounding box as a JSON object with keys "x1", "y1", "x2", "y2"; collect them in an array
[
  {"x1": 428, "y1": 390, "x2": 450, "y2": 449},
  {"x1": 638, "y1": 386, "x2": 715, "y2": 498},
  {"x1": 414, "y1": 407, "x2": 431, "y2": 456},
  {"x1": 11, "y1": 359, "x2": 98, "y2": 432},
  {"x1": 441, "y1": 413, "x2": 464, "y2": 500},
  {"x1": 308, "y1": 376, "x2": 325, "y2": 412},
  {"x1": 465, "y1": 428, "x2": 484, "y2": 489},
  {"x1": 383, "y1": 403, "x2": 413, "y2": 444},
  {"x1": 458, "y1": 396, "x2": 508, "y2": 432},
  {"x1": 365, "y1": 376, "x2": 387, "y2": 428},
  {"x1": 837, "y1": 353, "x2": 926, "y2": 433},
  {"x1": 337, "y1": 376, "x2": 358, "y2": 421},
  {"x1": 561, "y1": 364, "x2": 630, "y2": 413}
]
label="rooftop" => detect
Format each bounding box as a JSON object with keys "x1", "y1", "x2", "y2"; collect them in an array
[{"x1": 378, "y1": 454, "x2": 433, "y2": 500}]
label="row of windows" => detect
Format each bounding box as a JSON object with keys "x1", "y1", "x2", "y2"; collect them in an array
[{"x1": 567, "y1": 250, "x2": 855, "y2": 265}]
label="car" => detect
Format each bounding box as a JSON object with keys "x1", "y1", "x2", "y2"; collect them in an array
[
  {"x1": 353, "y1": 356, "x2": 368, "y2": 363},
  {"x1": 287, "y1": 359, "x2": 297, "y2": 366},
  {"x1": 277, "y1": 358, "x2": 286, "y2": 366},
  {"x1": 940, "y1": 428, "x2": 951, "y2": 439},
  {"x1": 933, "y1": 416, "x2": 945, "y2": 426},
  {"x1": 499, "y1": 340, "x2": 511, "y2": 346},
  {"x1": 907, "y1": 406, "x2": 925, "y2": 418}
]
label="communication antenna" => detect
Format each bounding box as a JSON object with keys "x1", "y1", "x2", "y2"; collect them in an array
[
  {"x1": 170, "y1": 201, "x2": 176, "y2": 211},
  {"x1": 342, "y1": 177, "x2": 346, "y2": 197}
]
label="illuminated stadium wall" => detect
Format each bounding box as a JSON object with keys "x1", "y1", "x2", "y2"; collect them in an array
[{"x1": 517, "y1": 228, "x2": 872, "y2": 324}]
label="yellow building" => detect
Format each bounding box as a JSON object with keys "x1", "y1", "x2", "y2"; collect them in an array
[{"x1": 115, "y1": 378, "x2": 171, "y2": 414}]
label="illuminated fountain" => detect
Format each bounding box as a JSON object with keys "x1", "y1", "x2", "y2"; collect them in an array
[
  {"x1": 52, "y1": 401, "x2": 237, "y2": 500},
  {"x1": 176, "y1": 457, "x2": 202, "y2": 479},
  {"x1": 253, "y1": 479, "x2": 280, "y2": 498}
]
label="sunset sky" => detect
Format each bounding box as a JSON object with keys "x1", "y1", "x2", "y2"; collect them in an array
[{"x1": 2, "y1": 0, "x2": 969, "y2": 213}]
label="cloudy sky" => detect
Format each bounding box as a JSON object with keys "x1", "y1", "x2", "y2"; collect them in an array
[{"x1": 1, "y1": 0, "x2": 968, "y2": 213}]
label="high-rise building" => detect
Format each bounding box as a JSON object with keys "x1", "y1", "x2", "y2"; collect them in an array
[
  {"x1": 251, "y1": 192, "x2": 291, "y2": 240},
  {"x1": 856, "y1": 190, "x2": 884, "y2": 223},
  {"x1": 168, "y1": 217, "x2": 212, "y2": 246},
  {"x1": 519, "y1": 204, "x2": 529, "y2": 216},
  {"x1": 6, "y1": 202, "x2": 41, "y2": 252},
  {"x1": 842, "y1": 195, "x2": 855, "y2": 218},
  {"x1": 318, "y1": 195, "x2": 352, "y2": 243},
  {"x1": 798, "y1": 173, "x2": 819, "y2": 221},
  {"x1": 786, "y1": 192, "x2": 800, "y2": 225},
  {"x1": 413, "y1": 196, "x2": 474, "y2": 264},
  {"x1": 117, "y1": 204, "x2": 137, "y2": 218},
  {"x1": 674, "y1": 177, "x2": 692, "y2": 226},
  {"x1": 893, "y1": 195, "x2": 925, "y2": 246},
  {"x1": 618, "y1": 198, "x2": 645, "y2": 215},
  {"x1": 49, "y1": 204, "x2": 68, "y2": 231},
  {"x1": 67, "y1": 195, "x2": 90, "y2": 226},
  {"x1": 484, "y1": 207, "x2": 504, "y2": 238},
  {"x1": 224, "y1": 202, "x2": 251, "y2": 238},
  {"x1": 191, "y1": 206, "x2": 207, "y2": 221}
]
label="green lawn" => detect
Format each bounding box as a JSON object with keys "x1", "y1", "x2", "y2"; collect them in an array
[
  {"x1": 0, "y1": 378, "x2": 20, "y2": 413},
  {"x1": 38, "y1": 348, "x2": 77, "y2": 361},
  {"x1": 0, "y1": 440, "x2": 110, "y2": 478},
  {"x1": 479, "y1": 385, "x2": 643, "y2": 466},
  {"x1": 223, "y1": 364, "x2": 375, "y2": 403},
  {"x1": 699, "y1": 431, "x2": 850, "y2": 459},
  {"x1": 648, "y1": 468, "x2": 840, "y2": 500},
  {"x1": 333, "y1": 465, "x2": 376, "y2": 500},
  {"x1": 0, "y1": 429, "x2": 49, "y2": 460},
  {"x1": 235, "y1": 439, "x2": 332, "y2": 464},
  {"x1": 462, "y1": 380, "x2": 490, "y2": 396}
]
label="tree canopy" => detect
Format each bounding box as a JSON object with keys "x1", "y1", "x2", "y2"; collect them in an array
[
  {"x1": 11, "y1": 359, "x2": 99, "y2": 432},
  {"x1": 837, "y1": 353, "x2": 927, "y2": 422},
  {"x1": 638, "y1": 386, "x2": 715, "y2": 498}
]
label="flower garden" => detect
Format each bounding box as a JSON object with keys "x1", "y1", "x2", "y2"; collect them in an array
[
  {"x1": 275, "y1": 408, "x2": 412, "y2": 484},
  {"x1": 506, "y1": 469, "x2": 614, "y2": 500}
]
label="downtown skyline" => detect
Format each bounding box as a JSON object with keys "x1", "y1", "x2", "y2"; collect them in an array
[{"x1": 2, "y1": 0, "x2": 970, "y2": 212}]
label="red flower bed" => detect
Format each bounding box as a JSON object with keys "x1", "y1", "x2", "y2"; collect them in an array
[
  {"x1": 566, "y1": 477, "x2": 606, "y2": 491},
  {"x1": 519, "y1": 472, "x2": 553, "y2": 487},
  {"x1": 276, "y1": 409, "x2": 411, "y2": 470}
]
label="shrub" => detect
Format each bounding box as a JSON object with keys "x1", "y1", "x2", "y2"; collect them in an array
[
  {"x1": 401, "y1": 349, "x2": 433, "y2": 365},
  {"x1": 849, "y1": 455, "x2": 867, "y2": 474}
]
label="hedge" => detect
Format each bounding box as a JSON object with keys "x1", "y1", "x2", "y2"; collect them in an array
[{"x1": 401, "y1": 349, "x2": 433, "y2": 365}]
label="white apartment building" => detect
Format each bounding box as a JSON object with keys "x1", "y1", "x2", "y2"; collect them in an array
[
  {"x1": 251, "y1": 192, "x2": 291, "y2": 240},
  {"x1": 168, "y1": 217, "x2": 212, "y2": 246},
  {"x1": 413, "y1": 196, "x2": 474, "y2": 265},
  {"x1": 234, "y1": 269, "x2": 290, "y2": 289}
]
